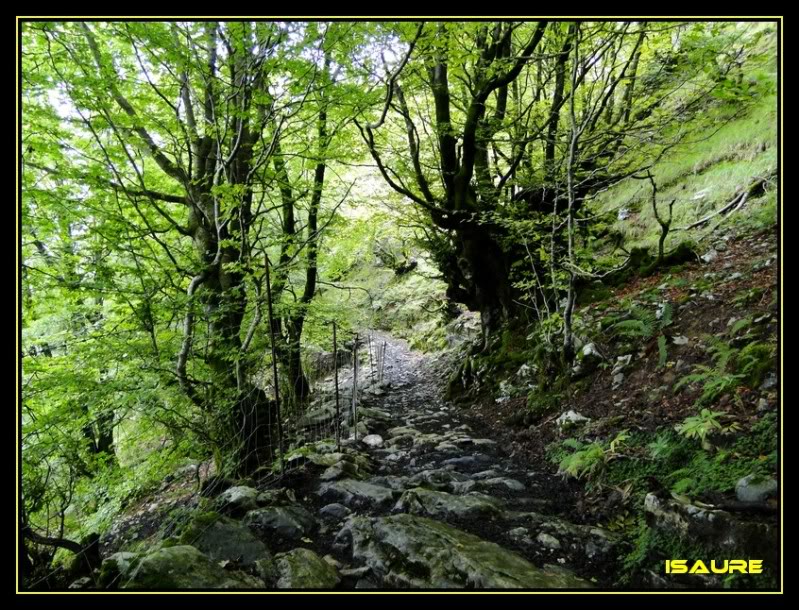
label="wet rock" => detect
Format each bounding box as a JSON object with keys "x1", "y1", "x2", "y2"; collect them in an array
[
  {"x1": 480, "y1": 477, "x2": 526, "y2": 492},
  {"x1": 297, "y1": 403, "x2": 337, "y2": 428},
  {"x1": 388, "y1": 426, "x2": 420, "y2": 438},
  {"x1": 504, "y1": 511, "x2": 618, "y2": 564},
  {"x1": 101, "y1": 545, "x2": 261, "y2": 589},
  {"x1": 320, "y1": 460, "x2": 363, "y2": 481},
  {"x1": 355, "y1": 406, "x2": 391, "y2": 423},
  {"x1": 394, "y1": 488, "x2": 502, "y2": 519},
  {"x1": 312, "y1": 451, "x2": 372, "y2": 482},
  {"x1": 435, "y1": 442, "x2": 458, "y2": 452},
  {"x1": 367, "y1": 475, "x2": 411, "y2": 491},
  {"x1": 735, "y1": 474, "x2": 778, "y2": 503},
  {"x1": 275, "y1": 548, "x2": 340, "y2": 589},
  {"x1": 244, "y1": 505, "x2": 316, "y2": 541},
  {"x1": 309, "y1": 450, "x2": 370, "y2": 469},
  {"x1": 408, "y1": 468, "x2": 473, "y2": 493},
  {"x1": 336, "y1": 514, "x2": 590, "y2": 588},
  {"x1": 672, "y1": 335, "x2": 689, "y2": 346},
  {"x1": 507, "y1": 527, "x2": 533, "y2": 545},
  {"x1": 442, "y1": 455, "x2": 490, "y2": 470},
  {"x1": 180, "y1": 512, "x2": 270, "y2": 567},
  {"x1": 353, "y1": 422, "x2": 370, "y2": 438},
  {"x1": 320, "y1": 503, "x2": 351, "y2": 521},
  {"x1": 318, "y1": 479, "x2": 395, "y2": 509},
  {"x1": 217, "y1": 486, "x2": 259, "y2": 517}
]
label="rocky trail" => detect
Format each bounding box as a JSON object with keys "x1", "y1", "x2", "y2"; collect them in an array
[{"x1": 100, "y1": 333, "x2": 620, "y2": 590}]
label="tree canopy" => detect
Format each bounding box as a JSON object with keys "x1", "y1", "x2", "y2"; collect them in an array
[{"x1": 19, "y1": 19, "x2": 778, "y2": 590}]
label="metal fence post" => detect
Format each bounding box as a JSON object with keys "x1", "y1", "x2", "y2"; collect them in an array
[
  {"x1": 333, "y1": 321, "x2": 341, "y2": 452},
  {"x1": 264, "y1": 254, "x2": 284, "y2": 474}
]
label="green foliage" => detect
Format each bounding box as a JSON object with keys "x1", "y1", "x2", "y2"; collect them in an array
[
  {"x1": 559, "y1": 442, "x2": 607, "y2": 480},
  {"x1": 675, "y1": 408, "x2": 731, "y2": 442},
  {"x1": 553, "y1": 430, "x2": 630, "y2": 482},
  {"x1": 675, "y1": 337, "x2": 775, "y2": 406},
  {"x1": 657, "y1": 335, "x2": 668, "y2": 369},
  {"x1": 737, "y1": 342, "x2": 775, "y2": 387},
  {"x1": 19, "y1": 18, "x2": 778, "y2": 590},
  {"x1": 610, "y1": 303, "x2": 672, "y2": 341}
]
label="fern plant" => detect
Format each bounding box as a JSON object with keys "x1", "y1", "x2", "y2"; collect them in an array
[
  {"x1": 558, "y1": 430, "x2": 630, "y2": 481},
  {"x1": 611, "y1": 303, "x2": 673, "y2": 368},
  {"x1": 674, "y1": 337, "x2": 774, "y2": 406},
  {"x1": 675, "y1": 409, "x2": 726, "y2": 441}
]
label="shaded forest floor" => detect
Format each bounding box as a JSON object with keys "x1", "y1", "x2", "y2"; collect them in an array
[{"x1": 89, "y1": 224, "x2": 779, "y2": 591}]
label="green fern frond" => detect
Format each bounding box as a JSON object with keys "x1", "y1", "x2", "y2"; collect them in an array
[
  {"x1": 657, "y1": 335, "x2": 668, "y2": 368},
  {"x1": 659, "y1": 303, "x2": 673, "y2": 329}
]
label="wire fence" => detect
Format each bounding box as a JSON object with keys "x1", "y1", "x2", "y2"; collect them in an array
[
  {"x1": 279, "y1": 325, "x2": 390, "y2": 468},
  {"x1": 24, "y1": 257, "x2": 391, "y2": 590}
]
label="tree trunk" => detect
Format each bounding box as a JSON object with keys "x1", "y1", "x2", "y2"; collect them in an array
[{"x1": 286, "y1": 318, "x2": 311, "y2": 402}]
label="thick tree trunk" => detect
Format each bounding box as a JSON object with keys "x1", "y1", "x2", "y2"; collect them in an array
[
  {"x1": 440, "y1": 219, "x2": 514, "y2": 341},
  {"x1": 286, "y1": 318, "x2": 311, "y2": 402}
]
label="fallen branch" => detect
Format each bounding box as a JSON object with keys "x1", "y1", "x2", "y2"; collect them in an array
[
  {"x1": 674, "y1": 174, "x2": 773, "y2": 232},
  {"x1": 674, "y1": 191, "x2": 745, "y2": 232}
]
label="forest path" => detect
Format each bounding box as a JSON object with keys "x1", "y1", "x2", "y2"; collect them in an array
[
  {"x1": 100, "y1": 333, "x2": 620, "y2": 589},
  {"x1": 279, "y1": 333, "x2": 618, "y2": 589}
]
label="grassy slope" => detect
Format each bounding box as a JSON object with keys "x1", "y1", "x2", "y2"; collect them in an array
[{"x1": 591, "y1": 23, "x2": 777, "y2": 255}]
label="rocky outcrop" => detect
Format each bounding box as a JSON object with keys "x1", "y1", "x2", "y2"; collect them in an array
[
  {"x1": 100, "y1": 545, "x2": 262, "y2": 589},
  {"x1": 334, "y1": 514, "x2": 590, "y2": 589}
]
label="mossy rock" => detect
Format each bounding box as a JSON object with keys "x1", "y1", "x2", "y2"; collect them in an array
[
  {"x1": 100, "y1": 545, "x2": 262, "y2": 590},
  {"x1": 338, "y1": 514, "x2": 590, "y2": 589},
  {"x1": 180, "y1": 511, "x2": 271, "y2": 567},
  {"x1": 394, "y1": 488, "x2": 502, "y2": 520},
  {"x1": 244, "y1": 505, "x2": 316, "y2": 541},
  {"x1": 274, "y1": 548, "x2": 340, "y2": 589}
]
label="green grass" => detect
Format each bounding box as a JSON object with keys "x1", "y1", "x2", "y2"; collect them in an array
[{"x1": 591, "y1": 87, "x2": 777, "y2": 255}]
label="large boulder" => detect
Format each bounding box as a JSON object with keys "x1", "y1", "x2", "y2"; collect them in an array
[
  {"x1": 275, "y1": 548, "x2": 340, "y2": 589},
  {"x1": 244, "y1": 505, "x2": 316, "y2": 541},
  {"x1": 100, "y1": 545, "x2": 262, "y2": 589},
  {"x1": 216, "y1": 486, "x2": 259, "y2": 517},
  {"x1": 335, "y1": 514, "x2": 590, "y2": 589},
  {"x1": 318, "y1": 479, "x2": 396, "y2": 509},
  {"x1": 180, "y1": 512, "x2": 270, "y2": 567}
]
